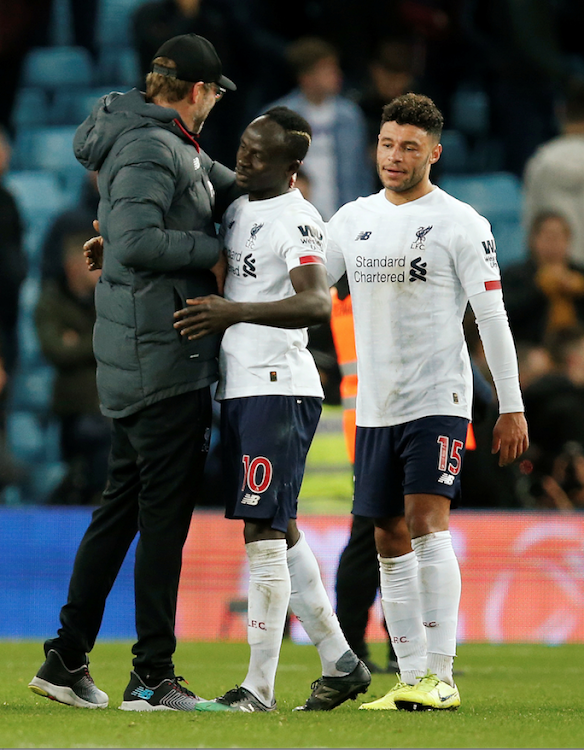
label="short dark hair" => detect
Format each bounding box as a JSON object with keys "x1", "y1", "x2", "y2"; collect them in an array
[
  {"x1": 381, "y1": 93, "x2": 443, "y2": 139},
  {"x1": 262, "y1": 106, "x2": 313, "y2": 161},
  {"x1": 545, "y1": 325, "x2": 584, "y2": 368},
  {"x1": 529, "y1": 210, "x2": 572, "y2": 241}
]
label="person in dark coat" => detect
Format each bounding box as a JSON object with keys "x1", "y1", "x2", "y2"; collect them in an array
[
  {"x1": 29, "y1": 34, "x2": 241, "y2": 712},
  {"x1": 0, "y1": 128, "x2": 28, "y2": 379},
  {"x1": 35, "y1": 230, "x2": 109, "y2": 506},
  {"x1": 503, "y1": 211, "x2": 584, "y2": 346}
]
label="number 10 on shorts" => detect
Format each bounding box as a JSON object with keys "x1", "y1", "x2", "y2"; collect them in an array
[{"x1": 241, "y1": 455, "x2": 273, "y2": 493}]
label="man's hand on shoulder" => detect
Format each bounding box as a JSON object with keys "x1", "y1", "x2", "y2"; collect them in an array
[
  {"x1": 173, "y1": 296, "x2": 241, "y2": 340},
  {"x1": 491, "y1": 412, "x2": 529, "y2": 466}
]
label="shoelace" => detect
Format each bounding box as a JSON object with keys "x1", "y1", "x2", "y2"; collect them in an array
[
  {"x1": 419, "y1": 672, "x2": 440, "y2": 688},
  {"x1": 82, "y1": 667, "x2": 96, "y2": 684},
  {"x1": 171, "y1": 676, "x2": 197, "y2": 698},
  {"x1": 221, "y1": 685, "x2": 246, "y2": 702}
]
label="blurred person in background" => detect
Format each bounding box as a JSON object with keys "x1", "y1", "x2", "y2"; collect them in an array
[
  {"x1": 35, "y1": 231, "x2": 109, "y2": 506},
  {"x1": 40, "y1": 171, "x2": 100, "y2": 284},
  {"x1": 0, "y1": 126, "x2": 28, "y2": 495},
  {"x1": 353, "y1": 37, "x2": 421, "y2": 189},
  {"x1": 520, "y1": 326, "x2": 584, "y2": 511},
  {"x1": 0, "y1": 0, "x2": 52, "y2": 134},
  {"x1": 502, "y1": 211, "x2": 584, "y2": 346},
  {"x1": 261, "y1": 36, "x2": 373, "y2": 221},
  {"x1": 463, "y1": 0, "x2": 584, "y2": 178},
  {"x1": 523, "y1": 82, "x2": 584, "y2": 265},
  {"x1": 0, "y1": 127, "x2": 28, "y2": 380}
]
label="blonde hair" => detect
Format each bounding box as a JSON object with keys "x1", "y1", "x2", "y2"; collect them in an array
[{"x1": 146, "y1": 57, "x2": 194, "y2": 103}]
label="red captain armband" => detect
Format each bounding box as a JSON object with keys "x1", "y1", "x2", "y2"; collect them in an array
[
  {"x1": 484, "y1": 279, "x2": 502, "y2": 291},
  {"x1": 299, "y1": 255, "x2": 324, "y2": 265}
]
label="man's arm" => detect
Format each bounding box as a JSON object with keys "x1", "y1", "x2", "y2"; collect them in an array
[
  {"x1": 173, "y1": 263, "x2": 331, "y2": 340},
  {"x1": 469, "y1": 288, "x2": 529, "y2": 466},
  {"x1": 107, "y1": 139, "x2": 220, "y2": 272}
]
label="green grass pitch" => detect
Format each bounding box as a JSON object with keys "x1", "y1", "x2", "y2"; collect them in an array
[{"x1": 2, "y1": 640, "x2": 584, "y2": 748}]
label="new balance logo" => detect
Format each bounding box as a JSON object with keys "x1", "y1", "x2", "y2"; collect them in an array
[
  {"x1": 243, "y1": 253, "x2": 256, "y2": 278},
  {"x1": 409, "y1": 257, "x2": 427, "y2": 282},
  {"x1": 438, "y1": 473, "x2": 455, "y2": 485},
  {"x1": 355, "y1": 231, "x2": 372, "y2": 241},
  {"x1": 241, "y1": 493, "x2": 261, "y2": 505},
  {"x1": 131, "y1": 687, "x2": 154, "y2": 699}
]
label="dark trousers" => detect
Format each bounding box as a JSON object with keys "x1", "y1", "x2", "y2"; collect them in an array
[
  {"x1": 336, "y1": 514, "x2": 394, "y2": 664},
  {"x1": 45, "y1": 388, "x2": 212, "y2": 680}
]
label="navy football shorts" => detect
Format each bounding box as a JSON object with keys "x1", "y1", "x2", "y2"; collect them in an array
[
  {"x1": 220, "y1": 395, "x2": 322, "y2": 532},
  {"x1": 353, "y1": 415, "x2": 469, "y2": 518}
]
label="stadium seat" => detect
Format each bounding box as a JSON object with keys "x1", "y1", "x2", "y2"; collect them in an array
[
  {"x1": 438, "y1": 172, "x2": 523, "y2": 221},
  {"x1": 451, "y1": 85, "x2": 490, "y2": 138},
  {"x1": 439, "y1": 172, "x2": 526, "y2": 269},
  {"x1": 11, "y1": 125, "x2": 80, "y2": 173},
  {"x1": 9, "y1": 365, "x2": 55, "y2": 414},
  {"x1": 20, "y1": 46, "x2": 94, "y2": 90},
  {"x1": 96, "y1": 0, "x2": 146, "y2": 48},
  {"x1": 51, "y1": 87, "x2": 117, "y2": 126},
  {"x1": 98, "y1": 47, "x2": 140, "y2": 87},
  {"x1": 4, "y1": 171, "x2": 66, "y2": 219},
  {"x1": 7, "y1": 412, "x2": 47, "y2": 463},
  {"x1": 491, "y1": 219, "x2": 527, "y2": 269},
  {"x1": 438, "y1": 129, "x2": 470, "y2": 174},
  {"x1": 11, "y1": 87, "x2": 51, "y2": 128},
  {"x1": 4, "y1": 171, "x2": 70, "y2": 259}
]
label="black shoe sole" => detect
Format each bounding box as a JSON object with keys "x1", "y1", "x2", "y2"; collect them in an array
[{"x1": 395, "y1": 700, "x2": 459, "y2": 712}]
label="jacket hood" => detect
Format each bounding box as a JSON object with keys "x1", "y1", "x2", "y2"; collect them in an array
[{"x1": 73, "y1": 88, "x2": 180, "y2": 171}]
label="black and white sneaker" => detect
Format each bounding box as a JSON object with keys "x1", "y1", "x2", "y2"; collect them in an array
[
  {"x1": 28, "y1": 649, "x2": 108, "y2": 708},
  {"x1": 294, "y1": 660, "x2": 371, "y2": 711},
  {"x1": 119, "y1": 671, "x2": 205, "y2": 712},
  {"x1": 196, "y1": 686, "x2": 276, "y2": 713}
]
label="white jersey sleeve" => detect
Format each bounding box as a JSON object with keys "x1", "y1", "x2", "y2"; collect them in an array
[
  {"x1": 451, "y1": 211, "x2": 502, "y2": 297},
  {"x1": 272, "y1": 208, "x2": 327, "y2": 274},
  {"x1": 325, "y1": 207, "x2": 348, "y2": 286}
]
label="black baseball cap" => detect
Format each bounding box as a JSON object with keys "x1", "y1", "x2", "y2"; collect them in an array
[{"x1": 151, "y1": 34, "x2": 236, "y2": 91}]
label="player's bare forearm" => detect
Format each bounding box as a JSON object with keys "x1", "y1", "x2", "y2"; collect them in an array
[
  {"x1": 491, "y1": 412, "x2": 529, "y2": 466},
  {"x1": 173, "y1": 288, "x2": 330, "y2": 340}
]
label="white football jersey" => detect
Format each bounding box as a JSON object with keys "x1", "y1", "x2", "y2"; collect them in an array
[
  {"x1": 216, "y1": 189, "x2": 326, "y2": 400},
  {"x1": 326, "y1": 187, "x2": 503, "y2": 427}
]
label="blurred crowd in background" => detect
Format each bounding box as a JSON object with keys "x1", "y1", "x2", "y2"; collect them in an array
[{"x1": 1, "y1": 0, "x2": 584, "y2": 511}]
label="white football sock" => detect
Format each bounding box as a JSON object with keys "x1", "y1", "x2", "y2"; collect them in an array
[
  {"x1": 412, "y1": 530, "x2": 461, "y2": 687},
  {"x1": 379, "y1": 551, "x2": 427, "y2": 685},
  {"x1": 287, "y1": 531, "x2": 358, "y2": 677},
  {"x1": 240, "y1": 539, "x2": 290, "y2": 706}
]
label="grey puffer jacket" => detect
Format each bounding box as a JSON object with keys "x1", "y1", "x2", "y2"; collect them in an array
[{"x1": 74, "y1": 88, "x2": 240, "y2": 418}]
